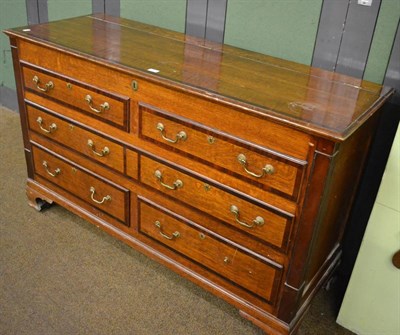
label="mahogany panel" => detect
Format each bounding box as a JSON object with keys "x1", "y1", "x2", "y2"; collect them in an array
[
  {"x1": 302, "y1": 113, "x2": 380, "y2": 291},
  {"x1": 10, "y1": 38, "x2": 35, "y2": 179}
]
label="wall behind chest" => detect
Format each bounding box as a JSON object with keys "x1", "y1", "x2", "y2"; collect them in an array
[
  {"x1": 120, "y1": 0, "x2": 186, "y2": 32},
  {"x1": 0, "y1": 0, "x2": 27, "y2": 109},
  {"x1": 47, "y1": 0, "x2": 92, "y2": 21},
  {"x1": 223, "y1": 0, "x2": 323, "y2": 65}
]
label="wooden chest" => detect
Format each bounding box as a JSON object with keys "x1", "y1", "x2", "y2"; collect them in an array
[{"x1": 5, "y1": 14, "x2": 393, "y2": 334}]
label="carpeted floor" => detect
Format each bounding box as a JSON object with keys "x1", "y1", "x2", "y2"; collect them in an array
[{"x1": 0, "y1": 105, "x2": 355, "y2": 335}]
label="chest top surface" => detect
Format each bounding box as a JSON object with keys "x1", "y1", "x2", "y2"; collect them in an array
[{"x1": 5, "y1": 14, "x2": 393, "y2": 140}]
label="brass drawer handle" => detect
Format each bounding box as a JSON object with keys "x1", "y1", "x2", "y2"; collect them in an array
[
  {"x1": 230, "y1": 205, "x2": 265, "y2": 228},
  {"x1": 237, "y1": 153, "x2": 275, "y2": 178},
  {"x1": 154, "y1": 221, "x2": 180, "y2": 240},
  {"x1": 154, "y1": 170, "x2": 183, "y2": 190},
  {"x1": 87, "y1": 139, "x2": 110, "y2": 157},
  {"x1": 32, "y1": 75, "x2": 54, "y2": 92},
  {"x1": 84, "y1": 94, "x2": 110, "y2": 113},
  {"x1": 156, "y1": 122, "x2": 187, "y2": 143},
  {"x1": 36, "y1": 116, "x2": 57, "y2": 134},
  {"x1": 89, "y1": 186, "x2": 111, "y2": 204},
  {"x1": 42, "y1": 160, "x2": 61, "y2": 177}
]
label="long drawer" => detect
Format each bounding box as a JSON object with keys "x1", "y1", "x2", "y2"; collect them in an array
[
  {"x1": 22, "y1": 63, "x2": 130, "y2": 130},
  {"x1": 27, "y1": 104, "x2": 125, "y2": 173},
  {"x1": 139, "y1": 104, "x2": 307, "y2": 201},
  {"x1": 139, "y1": 198, "x2": 283, "y2": 304},
  {"x1": 31, "y1": 145, "x2": 129, "y2": 225},
  {"x1": 140, "y1": 155, "x2": 293, "y2": 251}
]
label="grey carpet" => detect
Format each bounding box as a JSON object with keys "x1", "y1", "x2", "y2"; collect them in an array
[{"x1": 0, "y1": 106, "x2": 354, "y2": 334}]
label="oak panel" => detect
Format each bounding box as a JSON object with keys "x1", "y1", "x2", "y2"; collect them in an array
[
  {"x1": 27, "y1": 104, "x2": 125, "y2": 172},
  {"x1": 22, "y1": 64, "x2": 130, "y2": 130},
  {"x1": 140, "y1": 155, "x2": 293, "y2": 251},
  {"x1": 139, "y1": 198, "x2": 282, "y2": 304},
  {"x1": 31, "y1": 144, "x2": 129, "y2": 224},
  {"x1": 140, "y1": 104, "x2": 307, "y2": 201}
]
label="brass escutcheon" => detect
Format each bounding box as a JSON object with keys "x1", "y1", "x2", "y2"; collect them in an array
[
  {"x1": 204, "y1": 184, "x2": 211, "y2": 191},
  {"x1": 207, "y1": 136, "x2": 216, "y2": 144},
  {"x1": 131, "y1": 80, "x2": 139, "y2": 91}
]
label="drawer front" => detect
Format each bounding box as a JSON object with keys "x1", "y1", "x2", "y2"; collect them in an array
[
  {"x1": 32, "y1": 145, "x2": 129, "y2": 224},
  {"x1": 140, "y1": 105, "x2": 306, "y2": 201},
  {"x1": 140, "y1": 155, "x2": 293, "y2": 251},
  {"x1": 22, "y1": 64, "x2": 130, "y2": 130},
  {"x1": 139, "y1": 198, "x2": 282, "y2": 303},
  {"x1": 27, "y1": 104, "x2": 125, "y2": 172}
]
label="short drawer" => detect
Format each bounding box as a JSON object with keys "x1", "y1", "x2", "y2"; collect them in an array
[
  {"x1": 22, "y1": 64, "x2": 130, "y2": 130},
  {"x1": 31, "y1": 145, "x2": 129, "y2": 224},
  {"x1": 140, "y1": 155, "x2": 293, "y2": 251},
  {"x1": 139, "y1": 198, "x2": 282, "y2": 304},
  {"x1": 27, "y1": 104, "x2": 125, "y2": 173},
  {"x1": 140, "y1": 105, "x2": 306, "y2": 201}
]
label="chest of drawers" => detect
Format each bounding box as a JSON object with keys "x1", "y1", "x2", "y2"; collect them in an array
[{"x1": 5, "y1": 14, "x2": 394, "y2": 334}]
